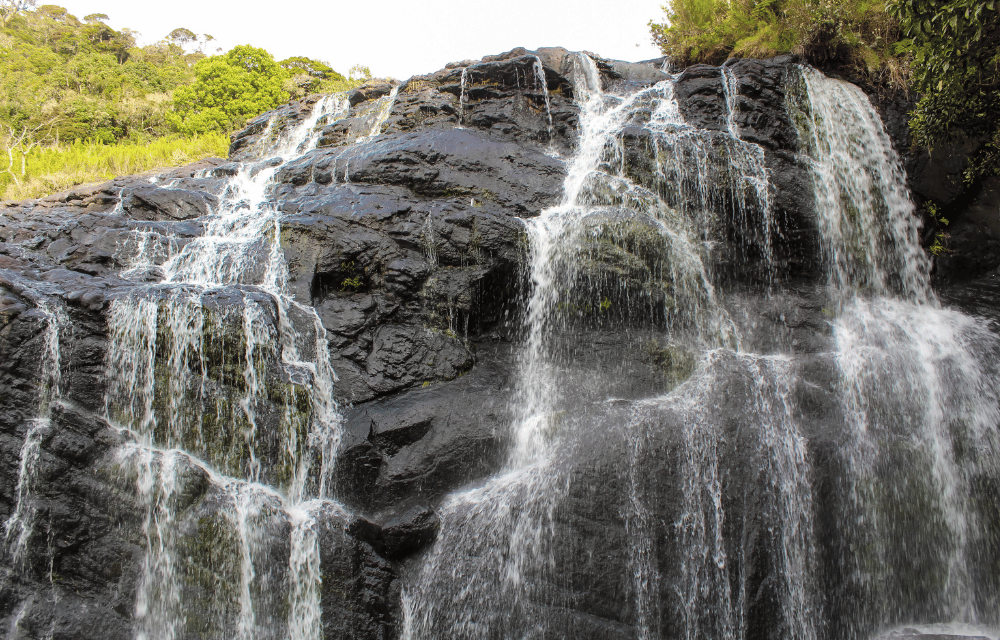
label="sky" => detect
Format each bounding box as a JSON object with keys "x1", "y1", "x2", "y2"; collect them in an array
[{"x1": 53, "y1": 0, "x2": 667, "y2": 80}]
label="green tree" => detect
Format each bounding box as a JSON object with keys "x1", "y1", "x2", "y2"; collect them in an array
[
  {"x1": 1, "y1": 0, "x2": 36, "y2": 26},
  {"x1": 167, "y1": 27, "x2": 195, "y2": 46},
  {"x1": 280, "y1": 55, "x2": 348, "y2": 96},
  {"x1": 892, "y1": 0, "x2": 1000, "y2": 179},
  {"x1": 167, "y1": 44, "x2": 289, "y2": 135}
]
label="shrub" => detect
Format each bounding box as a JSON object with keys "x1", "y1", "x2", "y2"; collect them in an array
[{"x1": 649, "y1": 0, "x2": 904, "y2": 81}]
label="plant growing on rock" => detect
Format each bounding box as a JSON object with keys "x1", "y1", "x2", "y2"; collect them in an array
[{"x1": 892, "y1": 0, "x2": 1000, "y2": 180}]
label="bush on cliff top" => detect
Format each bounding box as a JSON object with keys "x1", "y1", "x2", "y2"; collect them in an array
[
  {"x1": 649, "y1": 0, "x2": 905, "y2": 83},
  {"x1": 650, "y1": 0, "x2": 1000, "y2": 179},
  {"x1": 167, "y1": 45, "x2": 289, "y2": 135}
]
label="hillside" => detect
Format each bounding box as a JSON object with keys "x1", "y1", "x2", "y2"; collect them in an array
[{"x1": 0, "y1": 4, "x2": 363, "y2": 199}]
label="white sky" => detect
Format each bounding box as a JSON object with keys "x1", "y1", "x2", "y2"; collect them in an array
[{"x1": 53, "y1": 0, "x2": 667, "y2": 80}]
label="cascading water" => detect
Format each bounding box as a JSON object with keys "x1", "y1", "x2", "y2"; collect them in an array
[
  {"x1": 6, "y1": 48, "x2": 998, "y2": 640},
  {"x1": 402, "y1": 54, "x2": 999, "y2": 640},
  {"x1": 459, "y1": 66, "x2": 469, "y2": 126},
  {"x1": 403, "y1": 52, "x2": 792, "y2": 640},
  {"x1": 792, "y1": 66, "x2": 1000, "y2": 635},
  {"x1": 4, "y1": 300, "x2": 65, "y2": 569},
  {"x1": 625, "y1": 350, "x2": 817, "y2": 640},
  {"x1": 532, "y1": 56, "x2": 556, "y2": 141},
  {"x1": 100, "y1": 91, "x2": 395, "y2": 639},
  {"x1": 792, "y1": 67, "x2": 931, "y2": 304}
]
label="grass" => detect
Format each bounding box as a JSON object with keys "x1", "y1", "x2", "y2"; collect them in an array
[{"x1": 1, "y1": 132, "x2": 230, "y2": 201}]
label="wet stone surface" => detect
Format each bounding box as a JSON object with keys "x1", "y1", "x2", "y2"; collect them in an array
[{"x1": 2, "y1": 47, "x2": 999, "y2": 640}]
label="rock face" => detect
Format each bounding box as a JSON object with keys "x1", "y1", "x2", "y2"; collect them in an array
[{"x1": 2, "y1": 47, "x2": 999, "y2": 640}]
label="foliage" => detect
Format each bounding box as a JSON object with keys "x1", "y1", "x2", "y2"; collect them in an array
[
  {"x1": 1, "y1": 0, "x2": 35, "y2": 26},
  {"x1": 167, "y1": 44, "x2": 289, "y2": 135},
  {"x1": 280, "y1": 55, "x2": 343, "y2": 80},
  {"x1": 0, "y1": 5, "x2": 360, "y2": 200},
  {"x1": 892, "y1": 0, "x2": 1000, "y2": 180},
  {"x1": 648, "y1": 0, "x2": 999, "y2": 181},
  {"x1": 349, "y1": 63, "x2": 372, "y2": 80},
  {"x1": 0, "y1": 4, "x2": 201, "y2": 144},
  {"x1": 924, "y1": 200, "x2": 951, "y2": 255},
  {"x1": 280, "y1": 55, "x2": 358, "y2": 98},
  {"x1": 0, "y1": 132, "x2": 228, "y2": 200},
  {"x1": 1, "y1": 5, "x2": 355, "y2": 144},
  {"x1": 649, "y1": 0, "x2": 905, "y2": 82}
]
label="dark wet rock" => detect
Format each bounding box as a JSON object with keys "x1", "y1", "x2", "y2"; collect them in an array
[
  {"x1": 316, "y1": 505, "x2": 401, "y2": 639},
  {"x1": 335, "y1": 341, "x2": 514, "y2": 511},
  {"x1": 275, "y1": 181, "x2": 526, "y2": 402},
  {"x1": 124, "y1": 186, "x2": 218, "y2": 221},
  {"x1": 349, "y1": 81, "x2": 396, "y2": 107},
  {"x1": 283, "y1": 127, "x2": 566, "y2": 216},
  {"x1": 3, "y1": 48, "x2": 1000, "y2": 640},
  {"x1": 347, "y1": 501, "x2": 440, "y2": 561},
  {"x1": 0, "y1": 373, "x2": 139, "y2": 639},
  {"x1": 674, "y1": 64, "x2": 729, "y2": 132},
  {"x1": 384, "y1": 52, "x2": 579, "y2": 151},
  {"x1": 932, "y1": 176, "x2": 1000, "y2": 282},
  {"x1": 724, "y1": 55, "x2": 802, "y2": 151}
]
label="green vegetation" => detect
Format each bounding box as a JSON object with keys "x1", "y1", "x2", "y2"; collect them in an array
[
  {"x1": 650, "y1": 0, "x2": 1000, "y2": 182},
  {"x1": 924, "y1": 200, "x2": 951, "y2": 256},
  {"x1": 167, "y1": 44, "x2": 289, "y2": 135},
  {"x1": 1, "y1": 132, "x2": 228, "y2": 199},
  {"x1": 892, "y1": 0, "x2": 1000, "y2": 181},
  {"x1": 0, "y1": 3, "x2": 365, "y2": 199},
  {"x1": 649, "y1": 0, "x2": 904, "y2": 80}
]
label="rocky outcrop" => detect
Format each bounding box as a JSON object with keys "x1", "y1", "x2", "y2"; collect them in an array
[{"x1": 3, "y1": 46, "x2": 999, "y2": 640}]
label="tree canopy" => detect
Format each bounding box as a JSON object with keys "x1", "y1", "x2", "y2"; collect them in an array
[
  {"x1": 1, "y1": 0, "x2": 36, "y2": 26},
  {"x1": 0, "y1": 4, "x2": 199, "y2": 143},
  {"x1": 167, "y1": 44, "x2": 289, "y2": 135},
  {"x1": 1, "y1": 6, "x2": 360, "y2": 145},
  {"x1": 0, "y1": 4, "x2": 364, "y2": 198}
]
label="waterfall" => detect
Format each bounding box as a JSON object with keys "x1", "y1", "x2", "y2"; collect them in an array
[
  {"x1": 793, "y1": 67, "x2": 1000, "y2": 634},
  {"x1": 834, "y1": 300, "x2": 1000, "y2": 628},
  {"x1": 4, "y1": 301, "x2": 65, "y2": 568},
  {"x1": 403, "y1": 52, "x2": 794, "y2": 640},
  {"x1": 399, "y1": 56, "x2": 999, "y2": 640},
  {"x1": 627, "y1": 351, "x2": 817, "y2": 640},
  {"x1": 102, "y1": 93, "x2": 366, "y2": 640},
  {"x1": 362, "y1": 86, "x2": 400, "y2": 141},
  {"x1": 532, "y1": 56, "x2": 555, "y2": 141},
  {"x1": 459, "y1": 66, "x2": 469, "y2": 125},
  {"x1": 7, "y1": 49, "x2": 999, "y2": 640},
  {"x1": 792, "y1": 66, "x2": 932, "y2": 304}
]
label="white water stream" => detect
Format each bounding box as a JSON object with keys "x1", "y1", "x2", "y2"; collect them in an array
[
  {"x1": 403, "y1": 52, "x2": 799, "y2": 640},
  {"x1": 103, "y1": 91, "x2": 397, "y2": 640},
  {"x1": 795, "y1": 67, "x2": 1000, "y2": 633},
  {"x1": 4, "y1": 301, "x2": 66, "y2": 569},
  {"x1": 403, "y1": 57, "x2": 1000, "y2": 640},
  {"x1": 6, "y1": 53, "x2": 997, "y2": 640}
]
